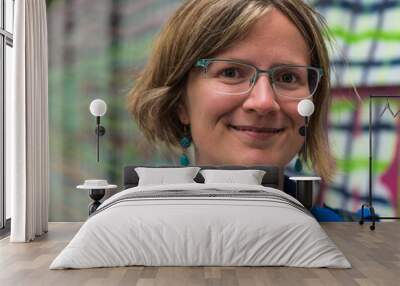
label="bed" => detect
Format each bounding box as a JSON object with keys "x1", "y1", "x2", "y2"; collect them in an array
[{"x1": 50, "y1": 165, "x2": 351, "y2": 269}]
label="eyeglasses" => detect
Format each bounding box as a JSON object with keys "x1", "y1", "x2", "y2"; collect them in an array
[{"x1": 194, "y1": 58, "x2": 323, "y2": 99}]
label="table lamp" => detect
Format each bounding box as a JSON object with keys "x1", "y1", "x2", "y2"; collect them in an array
[
  {"x1": 89, "y1": 99, "x2": 107, "y2": 162},
  {"x1": 297, "y1": 99, "x2": 315, "y2": 162},
  {"x1": 290, "y1": 99, "x2": 319, "y2": 209}
]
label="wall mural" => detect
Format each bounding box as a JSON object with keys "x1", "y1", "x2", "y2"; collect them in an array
[
  {"x1": 311, "y1": 0, "x2": 400, "y2": 218},
  {"x1": 47, "y1": 0, "x2": 400, "y2": 221}
]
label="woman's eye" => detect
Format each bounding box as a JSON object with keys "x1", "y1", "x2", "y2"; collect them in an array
[
  {"x1": 220, "y1": 68, "x2": 241, "y2": 78},
  {"x1": 279, "y1": 73, "x2": 297, "y2": 83}
]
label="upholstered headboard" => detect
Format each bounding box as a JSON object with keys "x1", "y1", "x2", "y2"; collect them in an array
[{"x1": 123, "y1": 165, "x2": 284, "y2": 190}]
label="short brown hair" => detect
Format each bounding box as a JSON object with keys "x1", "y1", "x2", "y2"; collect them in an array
[{"x1": 128, "y1": 0, "x2": 335, "y2": 182}]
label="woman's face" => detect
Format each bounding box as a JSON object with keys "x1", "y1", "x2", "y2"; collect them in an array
[{"x1": 179, "y1": 8, "x2": 311, "y2": 166}]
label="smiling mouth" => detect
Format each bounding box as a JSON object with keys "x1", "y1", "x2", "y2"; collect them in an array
[{"x1": 229, "y1": 125, "x2": 285, "y2": 134}]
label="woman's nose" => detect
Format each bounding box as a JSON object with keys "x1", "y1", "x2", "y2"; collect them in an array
[{"x1": 241, "y1": 75, "x2": 281, "y2": 114}]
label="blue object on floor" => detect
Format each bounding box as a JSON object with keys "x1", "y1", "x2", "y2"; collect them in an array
[
  {"x1": 355, "y1": 207, "x2": 380, "y2": 222},
  {"x1": 311, "y1": 207, "x2": 344, "y2": 222}
]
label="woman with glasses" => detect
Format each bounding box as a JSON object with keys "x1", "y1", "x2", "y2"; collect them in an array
[{"x1": 128, "y1": 0, "x2": 357, "y2": 221}]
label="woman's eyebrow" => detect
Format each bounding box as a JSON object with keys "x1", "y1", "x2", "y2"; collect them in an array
[
  {"x1": 212, "y1": 49, "x2": 310, "y2": 66},
  {"x1": 210, "y1": 55, "x2": 259, "y2": 66},
  {"x1": 269, "y1": 60, "x2": 309, "y2": 67},
  {"x1": 212, "y1": 56, "x2": 309, "y2": 68}
]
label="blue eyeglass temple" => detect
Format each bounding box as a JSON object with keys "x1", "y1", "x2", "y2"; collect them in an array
[{"x1": 195, "y1": 59, "x2": 209, "y2": 68}]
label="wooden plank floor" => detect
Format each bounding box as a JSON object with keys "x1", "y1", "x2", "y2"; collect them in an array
[{"x1": 0, "y1": 222, "x2": 399, "y2": 286}]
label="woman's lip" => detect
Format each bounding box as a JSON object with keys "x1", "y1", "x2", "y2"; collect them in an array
[
  {"x1": 229, "y1": 124, "x2": 285, "y2": 132},
  {"x1": 229, "y1": 125, "x2": 285, "y2": 140}
]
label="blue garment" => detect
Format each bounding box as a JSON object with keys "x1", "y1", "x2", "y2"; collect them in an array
[{"x1": 310, "y1": 207, "x2": 344, "y2": 222}]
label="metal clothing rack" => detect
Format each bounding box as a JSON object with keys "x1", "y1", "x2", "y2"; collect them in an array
[{"x1": 359, "y1": 95, "x2": 400, "y2": 230}]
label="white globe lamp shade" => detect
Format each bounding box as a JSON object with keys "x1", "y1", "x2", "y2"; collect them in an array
[
  {"x1": 297, "y1": 99, "x2": 315, "y2": 117},
  {"x1": 89, "y1": 99, "x2": 107, "y2": 117}
]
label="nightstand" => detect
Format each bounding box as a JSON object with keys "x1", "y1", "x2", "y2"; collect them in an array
[
  {"x1": 77, "y1": 180, "x2": 118, "y2": 215},
  {"x1": 289, "y1": 176, "x2": 321, "y2": 209}
]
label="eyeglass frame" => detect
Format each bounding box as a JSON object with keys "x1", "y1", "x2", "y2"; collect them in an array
[{"x1": 194, "y1": 58, "x2": 324, "y2": 99}]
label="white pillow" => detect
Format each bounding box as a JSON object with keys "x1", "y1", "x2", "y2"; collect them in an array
[
  {"x1": 200, "y1": 169, "x2": 266, "y2": 185},
  {"x1": 135, "y1": 167, "x2": 201, "y2": 186}
]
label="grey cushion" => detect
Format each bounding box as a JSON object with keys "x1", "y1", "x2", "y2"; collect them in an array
[{"x1": 123, "y1": 165, "x2": 283, "y2": 190}]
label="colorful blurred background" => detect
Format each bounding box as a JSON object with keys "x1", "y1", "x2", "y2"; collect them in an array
[{"x1": 46, "y1": 0, "x2": 400, "y2": 222}]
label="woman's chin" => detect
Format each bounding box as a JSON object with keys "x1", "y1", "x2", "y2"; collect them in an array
[
  {"x1": 223, "y1": 127, "x2": 299, "y2": 166},
  {"x1": 229, "y1": 155, "x2": 283, "y2": 167},
  {"x1": 197, "y1": 151, "x2": 286, "y2": 167}
]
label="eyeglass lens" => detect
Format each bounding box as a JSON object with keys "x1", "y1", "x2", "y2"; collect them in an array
[{"x1": 203, "y1": 60, "x2": 319, "y2": 98}]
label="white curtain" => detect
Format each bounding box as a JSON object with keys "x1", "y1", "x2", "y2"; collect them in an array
[{"x1": 7, "y1": 0, "x2": 49, "y2": 242}]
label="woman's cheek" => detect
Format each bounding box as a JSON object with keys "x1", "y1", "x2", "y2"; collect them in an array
[
  {"x1": 191, "y1": 90, "x2": 241, "y2": 125},
  {"x1": 284, "y1": 103, "x2": 304, "y2": 127}
]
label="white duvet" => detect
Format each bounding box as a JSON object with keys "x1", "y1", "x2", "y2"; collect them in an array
[{"x1": 50, "y1": 183, "x2": 351, "y2": 269}]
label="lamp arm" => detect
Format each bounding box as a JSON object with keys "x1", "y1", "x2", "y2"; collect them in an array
[
  {"x1": 97, "y1": 116, "x2": 100, "y2": 162},
  {"x1": 304, "y1": 117, "x2": 308, "y2": 162}
]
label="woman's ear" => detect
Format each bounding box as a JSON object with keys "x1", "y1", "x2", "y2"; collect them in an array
[{"x1": 177, "y1": 102, "x2": 190, "y2": 125}]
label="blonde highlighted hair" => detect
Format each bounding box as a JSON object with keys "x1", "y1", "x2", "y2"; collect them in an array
[{"x1": 128, "y1": 0, "x2": 335, "y2": 182}]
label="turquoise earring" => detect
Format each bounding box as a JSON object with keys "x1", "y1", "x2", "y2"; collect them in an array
[
  {"x1": 296, "y1": 125, "x2": 307, "y2": 173},
  {"x1": 179, "y1": 127, "x2": 192, "y2": 166},
  {"x1": 294, "y1": 156, "x2": 303, "y2": 172},
  {"x1": 295, "y1": 144, "x2": 305, "y2": 173}
]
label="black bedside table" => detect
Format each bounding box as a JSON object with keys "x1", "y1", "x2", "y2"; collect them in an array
[
  {"x1": 289, "y1": 176, "x2": 321, "y2": 209},
  {"x1": 77, "y1": 180, "x2": 117, "y2": 215}
]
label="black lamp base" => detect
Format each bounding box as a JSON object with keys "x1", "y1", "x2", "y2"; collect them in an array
[
  {"x1": 88, "y1": 189, "x2": 105, "y2": 215},
  {"x1": 294, "y1": 180, "x2": 313, "y2": 210}
]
